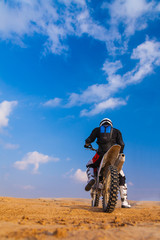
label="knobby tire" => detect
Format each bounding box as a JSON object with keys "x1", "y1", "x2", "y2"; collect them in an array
[{"x1": 102, "y1": 165, "x2": 119, "y2": 213}]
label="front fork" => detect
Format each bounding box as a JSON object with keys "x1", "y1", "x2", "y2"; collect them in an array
[{"x1": 90, "y1": 173, "x2": 103, "y2": 201}]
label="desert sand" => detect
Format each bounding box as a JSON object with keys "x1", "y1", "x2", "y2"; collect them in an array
[{"x1": 0, "y1": 197, "x2": 160, "y2": 240}]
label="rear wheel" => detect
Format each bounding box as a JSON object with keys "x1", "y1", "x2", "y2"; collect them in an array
[
  {"x1": 91, "y1": 193, "x2": 99, "y2": 207},
  {"x1": 102, "y1": 165, "x2": 119, "y2": 213}
]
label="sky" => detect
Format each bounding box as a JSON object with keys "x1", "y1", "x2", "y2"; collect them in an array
[{"x1": 0, "y1": 0, "x2": 160, "y2": 201}]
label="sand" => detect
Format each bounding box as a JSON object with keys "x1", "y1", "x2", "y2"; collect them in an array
[{"x1": 0, "y1": 197, "x2": 160, "y2": 240}]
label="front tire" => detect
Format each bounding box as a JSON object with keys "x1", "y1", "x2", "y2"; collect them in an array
[{"x1": 102, "y1": 165, "x2": 119, "y2": 213}]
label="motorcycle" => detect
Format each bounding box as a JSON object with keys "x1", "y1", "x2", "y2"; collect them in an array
[{"x1": 87, "y1": 144, "x2": 125, "y2": 213}]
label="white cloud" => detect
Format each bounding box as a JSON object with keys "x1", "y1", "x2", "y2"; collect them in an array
[
  {"x1": 64, "y1": 39, "x2": 160, "y2": 116},
  {"x1": 63, "y1": 168, "x2": 74, "y2": 178},
  {"x1": 0, "y1": 101, "x2": 18, "y2": 129},
  {"x1": 1, "y1": 1, "x2": 160, "y2": 117},
  {"x1": 128, "y1": 39, "x2": 160, "y2": 83},
  {"x1": 0, "y1": 0, "x2": 159, "y2": 56},
  {"x1": 128, "y1": 181, "x2": 134, "y2": 186},
  {"x1": 102, "y1": 60, "x2": 122, "y2": 77},
  {"x1": 43, "y1": 98, "x2": 62, "y2": 107},
  {"x1": 66, "y1": 60, "x2": 124, "y2": 108},
  {"x1": 4, "y1": 143, "x2": 19, "y2": 150},
  {"x1": 72, "y1": 169, "x2": 87, "y2": 183},
  {"x1": 0, "y1": 139, "x2": 19, "y2": 150},
  {"x1": 67, "y1": 84, "x2": 109, "y2": 107},
  {"x1": 81, "y1": 98, "x2": 127, "y2": 117},
  {"x1": 103, "y1": 40, "x2": 160, "y2": 87},
  {"x1": 0, "y1": 0, "x2": 110, "y2": 54},
  {"x1": 0, "y1": 0, "x2": 62, "y2": 52},
  {"x1": 59, "y1": 0, "x2": 86, "y2": 6},
  {"x1": 14, "y1": 151, "x2": 59, "y2": 174},
  {"x1": 22, "y1": 185, "x2": 35, "y2": 190},
  {"x1": 101, "y1": 0, "x2": 160, "y2": 54},
  {"x1": 106, "y1": 0, "x2": 154, "y2": 35}
]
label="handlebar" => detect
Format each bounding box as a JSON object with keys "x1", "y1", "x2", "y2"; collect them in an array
[{"x1": 84, "y1": 144, "x2": 97, "y2": 152}]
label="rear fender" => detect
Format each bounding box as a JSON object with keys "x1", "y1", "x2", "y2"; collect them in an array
[{"x1": 98, "y1": 145, "x2": 121, "y2": 177}]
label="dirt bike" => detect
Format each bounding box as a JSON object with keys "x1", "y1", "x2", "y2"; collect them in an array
[{"x1": 88, "y1": 144, "x2": 125, "y2": 213}]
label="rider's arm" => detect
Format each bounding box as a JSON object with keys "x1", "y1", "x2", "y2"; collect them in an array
[
  {"x1": 85, "y1": 127, "x2": 98, "y2": 145},
  {"x1": 116, "y1": 130, "x2": 125, "y2": 153}
]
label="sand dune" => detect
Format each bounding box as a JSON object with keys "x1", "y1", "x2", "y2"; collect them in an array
[{"x1": 0, "y1": 197, "x2": 159, "y2": 239}]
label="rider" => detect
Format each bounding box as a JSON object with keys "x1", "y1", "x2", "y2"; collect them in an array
[{"x1": 84, "y1": 118, "x2": 131, "y2": 208}]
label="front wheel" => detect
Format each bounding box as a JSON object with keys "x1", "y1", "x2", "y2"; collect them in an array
[{"x1": 102, "y1": 165, "x2": 119, "y2": 213}]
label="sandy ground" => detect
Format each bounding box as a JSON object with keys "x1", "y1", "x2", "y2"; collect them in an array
[{"x1": 0, "y1": 197, "x2": 160, "y2": 240}]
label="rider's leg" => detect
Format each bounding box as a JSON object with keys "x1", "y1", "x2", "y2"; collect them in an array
[
  {"x1": 119, "y1": 170, "x2": 131, "y2": 208},
  {"x1": 85, "y1": 153, "x2": 102, "y2": 191},
  {"x1": 85, "y1": 167, "x2": 95, "y2": 191}
]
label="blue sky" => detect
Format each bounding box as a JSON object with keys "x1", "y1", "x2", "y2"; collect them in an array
[{"x1": 0, "y1": 0, "x2": 160, "y2": 200}]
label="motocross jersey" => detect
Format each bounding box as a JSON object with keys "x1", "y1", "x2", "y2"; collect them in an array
[{"x1": 85, "y1": 125, "x2": 125, "y2": 154}]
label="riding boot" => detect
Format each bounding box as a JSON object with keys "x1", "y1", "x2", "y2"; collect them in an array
[
  {"x1": 85, "y1": 167, "x2": 95, "y2": 191},
  {"x1": 120, "y1": 184, "x2": 131, "y2": 208}
]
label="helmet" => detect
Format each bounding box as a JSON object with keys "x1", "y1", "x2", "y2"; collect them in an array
[{"x1": 100, "y1": 118, "x2": 113, "y2": 127}]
